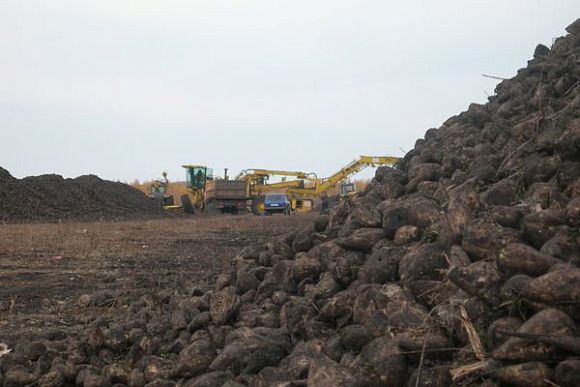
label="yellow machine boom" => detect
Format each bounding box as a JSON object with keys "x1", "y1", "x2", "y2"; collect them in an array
[
  {"x1": 236, "y1": 169, "x2": 317, "y2": 181},
  {"x1": 237, "y1": 169, "x2": 318, "y2": 197},
  {"x1": 287, "y1": 155, "x2": 399, "y2": 197},
  {"x1": 238, "y1": 156, "x2": 399, "y2": 213}
]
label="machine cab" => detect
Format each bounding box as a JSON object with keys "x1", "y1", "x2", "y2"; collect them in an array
[
  {"x1": 151, "y1": 185, "x2": 167, "y2": 194},
  {"x1": 183, "y1": 165, "x2": 213, "y2": 189},
  {"x1": 340, "y1": 182, "x2": 357, "y2": 197}
]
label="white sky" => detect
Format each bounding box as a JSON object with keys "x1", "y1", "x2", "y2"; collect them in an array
[{"x1": 1, "y1": 1, "x2": 578, "y2": 182}]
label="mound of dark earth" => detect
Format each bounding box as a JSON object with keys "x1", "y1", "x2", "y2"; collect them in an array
[
  {"x1": 0, "y1": 168, "x2": 165, "y2": 222},
  {"x1": 2, "y1": 19, "x2": 580, "y2": 387}
]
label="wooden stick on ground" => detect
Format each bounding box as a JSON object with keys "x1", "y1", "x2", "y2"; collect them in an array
[{"x1": 459, "y1": 304, "x2": 485, "y2": 361}]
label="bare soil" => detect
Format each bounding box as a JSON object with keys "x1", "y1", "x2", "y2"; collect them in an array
[{"x1": 0, "y1": 214, "x2": 315, "y2": 344}]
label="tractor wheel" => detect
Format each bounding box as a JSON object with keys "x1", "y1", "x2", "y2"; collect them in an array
[
  {"x1": 251, "y1": 197, "x2": 265, "y2": 216},
  {"x1": 180, "y1": 194, "x2": 195, "y2": 214}
]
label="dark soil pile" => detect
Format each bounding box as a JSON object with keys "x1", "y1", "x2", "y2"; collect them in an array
[
  {"x1": 0, "y1": 168, "x2": 165, "y2": 222},
  {"x1": 2, "y1": 19, "x2": 580, "y2": 387}
]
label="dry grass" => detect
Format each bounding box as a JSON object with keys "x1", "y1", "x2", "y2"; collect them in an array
[
  {"x1": 459, "y1": 304, "x2": 485, "y2": 361},
  {"x1": 450, "y1": 360, "x2": 492, "y2": 382},
  {"x1": 450, "y1": 304, "x2": 488, "y2": 382}
]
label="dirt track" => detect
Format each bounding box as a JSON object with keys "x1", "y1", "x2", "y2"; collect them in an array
[{"x1": 0, "y1": 214, "x2": 315, "y2": 344}]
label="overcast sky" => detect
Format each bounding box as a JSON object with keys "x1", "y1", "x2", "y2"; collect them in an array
[{"x1": 1, "y1": 1, "x2": 578, "y2": 183}]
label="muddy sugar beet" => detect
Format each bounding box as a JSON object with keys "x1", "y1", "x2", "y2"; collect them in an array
[{"x1": 3, "y1": 18, "x2": 580, "y2": 387}]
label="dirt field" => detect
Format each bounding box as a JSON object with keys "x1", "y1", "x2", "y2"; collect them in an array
[{"x1": 0, "y1": 214, "x2": 315, "y2": 344}]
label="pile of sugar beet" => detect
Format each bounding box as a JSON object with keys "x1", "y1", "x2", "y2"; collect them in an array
[
  {"x1": 0, "y1": 168, "x2": 165, "y2": 222},
  {"x1": 3, "y1": 20, "x2": 580, "y2": 387}
]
